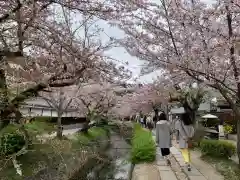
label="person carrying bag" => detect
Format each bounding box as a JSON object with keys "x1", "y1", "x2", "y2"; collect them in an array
[{"x1": 179, "y1": 113, "x2": 195, "y2": 171}]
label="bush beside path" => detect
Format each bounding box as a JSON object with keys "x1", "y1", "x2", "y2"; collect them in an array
[
  {"x1": 131, "y1": 125, "x2": 179, "y2": 180},
  {"x1": 171, "y1": 145, "x2": 224, "y2": 180},
  {"x1": 128, "y1": 125, "x2": 237, "y2": 180},
  {"x1": 151, "y1": 129, "x2": 225, "y2": 180}
]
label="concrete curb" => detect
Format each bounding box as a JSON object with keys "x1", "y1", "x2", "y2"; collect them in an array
[
  {"x1": 170, "y1": 146, "x2": 207, "y2": 180},
  {"x1": 128, "y1": 163, "x2": 135, "y2": 180},
  {"x1": 170, "y1": 147, "x2": 190, "y2": 180}
]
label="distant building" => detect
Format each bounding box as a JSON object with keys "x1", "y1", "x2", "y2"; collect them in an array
[
  {"x1": 20, "y1": 97, "x2": 80, "y2": 118},
  {"x1": 170, "y1": 102, "x2": 211, "y2": 115},
  {"x1": 19, "y1": 82, "x2": 138, "y2": 118}
]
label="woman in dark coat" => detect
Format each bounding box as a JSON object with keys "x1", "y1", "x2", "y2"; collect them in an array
[{"x1": 143, "y1": 115, "x2": 147, "y2": 128}]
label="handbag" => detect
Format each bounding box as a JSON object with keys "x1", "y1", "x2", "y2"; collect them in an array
[
  {"x1": 180, "y1": 121, "x2": 193, "y2": 148},
  {"x1": 187, "y1": 138, "x2": 193, "y2": 148}
]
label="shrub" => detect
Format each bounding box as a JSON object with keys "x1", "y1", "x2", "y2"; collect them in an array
[
  {"x1": 202, "y1": 156, "x2": 240, "y2": 180},
  {"x1": 200, "y1": 139, "x2": 236, "y2": 158},
  {"x1": 224, "y1": 118, "x2": 237, "y2": 134},
  {"x1": 0, "y1": 133, "x2": 25, "y2": 156},
  {"x1": 75, "y1": 127, "x2": 108, "y2": 145},
  {"x1": 131, "y1": 124, "x2": 156, "y2": 164},
  {"x1": 201, "y1": 118, "x2": 219, "y2": 128},
  {"x1": 223, "y1": 124, "x2": 233, "y2": 134}
]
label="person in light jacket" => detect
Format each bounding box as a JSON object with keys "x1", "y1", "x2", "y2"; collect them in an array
[
  {"x1": 179, "y1": 113, "x2": 195, "y2": 171},
  {"x1": 174, "y1": 116, "x2": 181, "y2": 143},
  {"x1": 146, "y1": 114, "x2": 154, "y2": 131},
  {"x1": 156, "y1": 112, "x2": 172, "y2": 165}
]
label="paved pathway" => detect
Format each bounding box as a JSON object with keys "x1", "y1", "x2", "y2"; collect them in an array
[
  {"x1": 155, "y1": 147, "x2": 178, "y2": 180},
  {"x1": 152, "y1": 130, "x2": 178, "y2": 180},
  {"x1": 171, "y1": 145, "x2": 224, "y2": 180},
  {"x1": 152, "y1": 129, "x2": 224, "y2": 180},
  {"x1": 190, "y1": 150, "x2": 224, "y2": 180},
  {"x1": 171, "y1": 146, "x2": 207, "y2": 180}
]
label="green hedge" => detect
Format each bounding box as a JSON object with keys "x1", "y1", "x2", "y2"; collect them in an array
[
  {"x1": 200, "y1": 139, "x2": 236, "y2": 158},
  {"x1": 0, "y1": 125, "x2": 26, "y2": 156},
  {"x1": 0, "y1": 133, "x2": 25, "y2": 156},
  {"x1": 131, "y1": 124, "x2": 156, "y2": 164},
  {"x1": 201, "y1": 155, "x2": 240, "y2": 180}
]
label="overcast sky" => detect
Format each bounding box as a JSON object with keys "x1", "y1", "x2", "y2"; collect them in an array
[
  {"x1": 97, "y1": 0, "x2": 214, "y2": 84},
  {"x1": 98, "y1": 20, "x2": 159, "y2": 84}
]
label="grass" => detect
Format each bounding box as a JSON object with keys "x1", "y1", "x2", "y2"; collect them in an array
[
  {"x1": 0, "y1": 126, "x2": 109, "y2": 180},
  {"x1": 0, "y1": 120, "x2": 55, "y2": 136},
  {"x1": 25, "y1": 120, "x2": 55, "y2": 135},
  {"x1": 74, "y1": 127, "x2": 108, "y2": 145},
  {"x1": 201, "y1": 155, "x2": 240, "y2": 180},
  {"x1": 131, "y1": 123, "x2": 156, "y2": 164}
]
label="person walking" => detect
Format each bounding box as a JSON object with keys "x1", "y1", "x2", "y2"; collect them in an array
[
  {"x1": 156, "y1": 112, "x2": 172, "y2": 165},
  {"x1": 139, "y1": 115, "x2": 145, "y2": 127},
  {"x1": 146, "y1": 114, "x2": 154, "y2": 132},
  {"x1": 153, "y1": 109, "x2": 158, "y2": 128},
  {"x1": 174, "y1": 116, "x2": 181, "y2": 144},
  {"x1": 143, "y1": 115, "x2": 147, "y2": 128},
  {"x1": 179, "y1": 113, "x2": 195, "y2": 171}
]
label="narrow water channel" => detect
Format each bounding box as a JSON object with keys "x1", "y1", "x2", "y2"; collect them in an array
[
  {"x1": 86, "y1": 131, "x2": 131, "y2": 180},
  {"x1": 108, "y1": 132, "x2": 131, "y2": 180}
]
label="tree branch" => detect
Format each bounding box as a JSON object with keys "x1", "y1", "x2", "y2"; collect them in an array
[{"x1": 0, "y1": 0, "x2": 22, "y2": 23}]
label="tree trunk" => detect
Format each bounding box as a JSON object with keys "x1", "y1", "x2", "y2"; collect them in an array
[
  {"x1": 182, "y1": 102, "x2": 196, "y2": 125},
  {"x1": 15, "y1": 110, "x2": 30, "y2": 147},
  {"x1": 0, "y1": 69, "x2": 9, "y2": 130},
  {"x1": 81, "y1": 114, "x2": 91, "y2": 134},
  {"x1": 81, "y1": 121, "x2": 90, "y2": 134},
  {"x1": 237, "y1": 119, "x2": 240, "y2": 166},
  {"x1": 154, "y1": 108, "x2": 159, "y2": 118},
  {"x1": 190, "y1": 111, "x2": 196, "y2": 126},
  {"x1": 57, "y1": 115, "x2": 63, "y2": 139},
  {"x1": 233, "y1": 107, "x2": 240, "y2": 165}
]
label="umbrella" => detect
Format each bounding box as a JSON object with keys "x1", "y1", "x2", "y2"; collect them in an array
[{"x1": 201, "y1": 114, "x2": 218, "y2": 119}]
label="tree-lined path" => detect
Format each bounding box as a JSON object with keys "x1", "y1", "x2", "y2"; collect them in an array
[
  {"x1": 0, "y1": 0, "x2": 240, "y2": 179},
  {"x1": 151, "y1": 130, "x2": 224, "y2": 180}
]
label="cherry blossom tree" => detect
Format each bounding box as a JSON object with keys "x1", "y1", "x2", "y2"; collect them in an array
[
  {"x1": 0, "y1": 0, "x2": 132, "y2": 131},
  {"x1": 153, "y1": 74, "x2": 206, "y2": 124},
  {"x1": 0, "y1": 0, "x2": 134, "y2": 175},
  {"x1": 113, "y1": 84, "x2": 166, "y2": 118},
  {"x1": 40, "y1": 86, "x2": 83, "y2": 139},
  {"x1": 169, "y1": 84, "x2": 206, "y2": 125},
  {"x1": 109, "y1": 0, "x2": 240, "y2": 161},
  {"x1": 77, "y1": 83, "x2": 116, "y2": 131}
]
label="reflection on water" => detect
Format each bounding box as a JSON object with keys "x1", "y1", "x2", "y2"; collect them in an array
[
  {"x1": 86, "y1": 132, "x2": 131, "y2": 180},
  {"x1": 114, "y1": 158, "x2": 131, "y2": 180}
]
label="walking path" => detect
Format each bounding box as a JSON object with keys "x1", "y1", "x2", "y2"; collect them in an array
[
  {"x1": 132, "y1": 129, "x2": 178, "y2": 180},
  {"x1": 132, "y1": 147, "x2": 178, "y2": 180},
  {"x1": 156, "y1": 147, "x2": 179, "y2": 180},
  {"x1": 170, "y1": 146, "x2": 223, "y2": 180},
  {"x1": 152, "y1": 130, "x2": 224, "y2": 180},
  {"x1": 151, "y1": 130, "x2": 179, "y2": 180}
]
